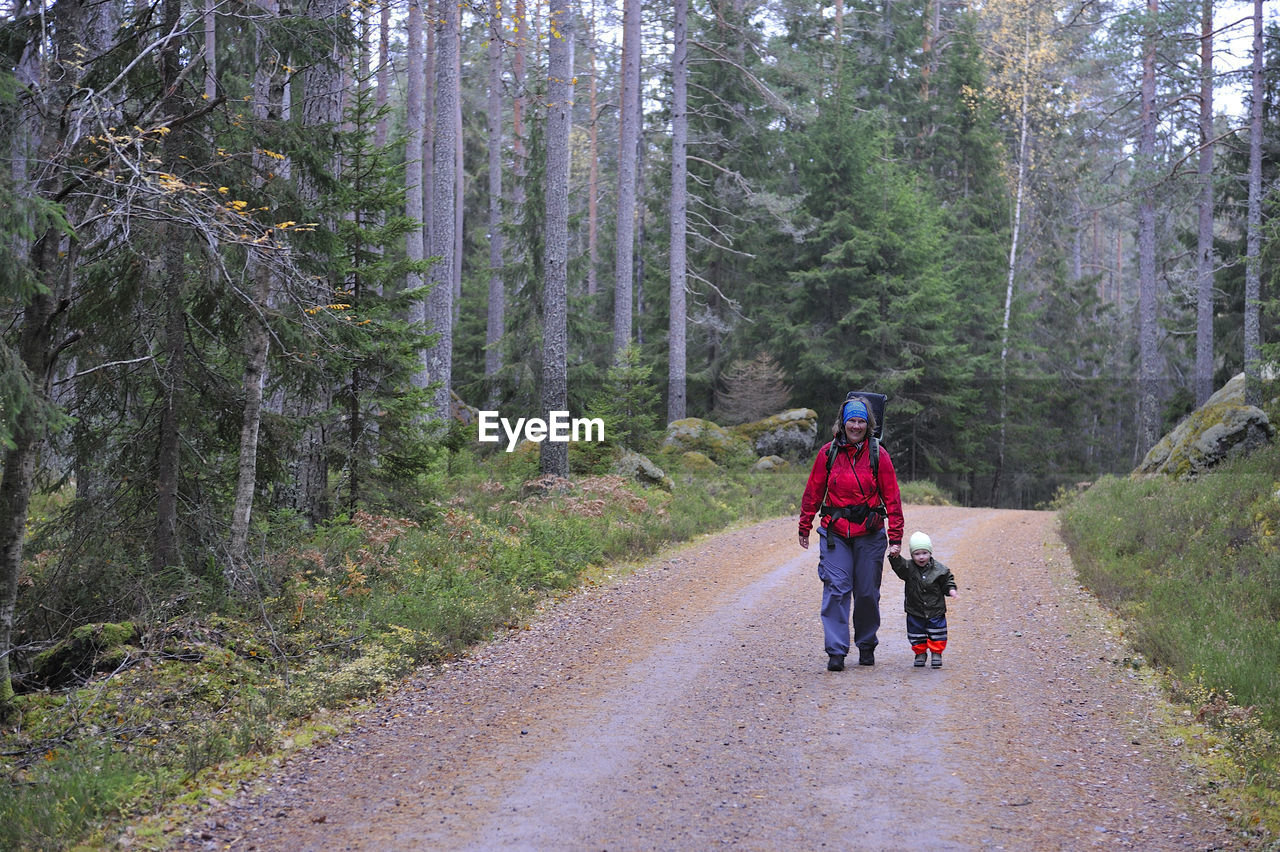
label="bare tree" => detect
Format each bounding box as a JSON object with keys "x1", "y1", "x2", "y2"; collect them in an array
[
  {"x1": 541, "y1": 0, "x2": 575, "y2": 477},
  {"x1": 612, "y1": 0, "x2": 641, "y2": 359},
  {"x1": 668, "y1": 0, "x2": 689, "y2": 423}
]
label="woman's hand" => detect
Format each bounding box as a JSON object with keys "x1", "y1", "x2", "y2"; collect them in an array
[
  {"x1": 798, "y1": 533, "x2": 809, "y2": 550},
  {"x1": 887, "y1": 544, "x2": 901, "y2": 557}
]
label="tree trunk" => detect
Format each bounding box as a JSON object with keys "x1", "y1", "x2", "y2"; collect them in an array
[
  {"x1": 485, "y1": 0, "x2": 505, "y2": 405},
  {"x1": 424, "y1": 0, "x2": 436, "y2": 262},
  {"x1": 204, "y1": 0, "x2": 217, "y2": 102},
  {"x1": 668, "y1": 0, "x2": 688, "y2": 423},
  {"x1": 541, "y1": 0, "x2": 574, "y2": 478},
  {"x1": 375, "y1": 0, "x2": 390, "y2": 149},
  {"x1": 1136, "y1": 0, "x2": 1160, "y2": 455},
  {"x1": 425, "y1": 0, "x2": 460, "y2": 420},
  {"x1": 289, "y1": 0, "x2": 346, "y2": 526},
  {"x1": 154, "y1": 0, "x2": 187, "y2": 572},
  {"x1": 406, "y1": 0, "x2": 426, "y2": 301},
  {"x1": 612, "y1": 0, "x2": 641, "y2": 360},
  {"x1": 1243, "y1": 0, "x2": 1263, "y2": 407},
  {"x1": 227, "y1": 9, "x2": 287, "y2": 590},
  {"x1": 1193, "y1": 0, "x2": 1215, "y2": 406},
  {"x1": 585, "y1": 0, "x2": 600, "y2": 298}
]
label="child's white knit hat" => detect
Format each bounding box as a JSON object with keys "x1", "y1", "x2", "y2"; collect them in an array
[{"x1": 908, "y1": 531, "x2": 933, "y2": 554}]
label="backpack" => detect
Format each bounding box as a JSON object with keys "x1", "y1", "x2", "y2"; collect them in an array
[{"x1": 825, "y1": 390, "x2": 887, "y2": 483}]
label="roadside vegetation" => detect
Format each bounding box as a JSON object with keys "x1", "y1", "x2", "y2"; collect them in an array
[
  {"x1": 5, "y1": 440, "x2": 943, "y2": 850},
  {"x1": 1058, "y1": 397, "x2": 1280, "y2": 839}
]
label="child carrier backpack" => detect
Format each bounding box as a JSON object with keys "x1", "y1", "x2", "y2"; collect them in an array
[{"x1": 826, "y1": 390, "x2": 887, "y2": 481}]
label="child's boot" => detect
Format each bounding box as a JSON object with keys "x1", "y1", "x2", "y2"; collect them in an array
[
  {"x1": 930, "y1": 651, "x2": 943, "y2": 668},
  {"x1": 914, "y1": 652, "x2": 927, "y2": 667}
]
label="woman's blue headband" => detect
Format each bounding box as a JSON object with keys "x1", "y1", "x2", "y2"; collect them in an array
[{"x1": 842, "y1": 399, "x2": 868, "y2": 422}]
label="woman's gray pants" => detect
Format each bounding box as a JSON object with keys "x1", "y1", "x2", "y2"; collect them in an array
[{"x1": 816, "y1": 526, "x2": 886, "y2": 656}]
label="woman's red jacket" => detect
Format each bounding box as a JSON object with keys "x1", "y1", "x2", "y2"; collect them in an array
[{"x1": 798, "y1": 440, "x2": 904, "y2": 545}]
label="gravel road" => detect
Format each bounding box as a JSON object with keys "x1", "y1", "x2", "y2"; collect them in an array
[{"x1": 173, "y1": 506, "x2": 1241, "y2": 851}]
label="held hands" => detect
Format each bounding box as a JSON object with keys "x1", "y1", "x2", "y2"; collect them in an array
[{"x1": 887, "y1": 544, "x2": 901, "y2": 557}]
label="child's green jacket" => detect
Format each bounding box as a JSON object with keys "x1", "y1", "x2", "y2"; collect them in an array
[{"x1": 888, "y1": 554, "x2": 957, "y2": 619}]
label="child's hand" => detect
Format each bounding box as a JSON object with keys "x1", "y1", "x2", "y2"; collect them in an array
[{"x1": 948, "y1": 589, "x2": 958, "y2": 598}]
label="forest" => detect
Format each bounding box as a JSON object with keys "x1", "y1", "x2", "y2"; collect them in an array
[{"x1": 0, "y1": 0, "x2": 1277, "y2": 712}]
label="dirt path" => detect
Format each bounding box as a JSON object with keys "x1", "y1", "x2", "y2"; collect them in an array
[{"x1": 172, "y1": 506, "x2": 1239, "y2": 850}]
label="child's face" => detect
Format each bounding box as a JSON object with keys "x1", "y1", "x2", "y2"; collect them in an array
[{"x1": 912, "y1": 549, "x2": 931, "y2": 567}]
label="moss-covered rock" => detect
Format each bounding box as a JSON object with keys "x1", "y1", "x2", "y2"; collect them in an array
[
  {"x1": 751, "y1": 455, "x2": 790, "y2": 472},
  {"x1": 1136, "y1": 373, "x2": 1275, "y2": 480},
  {"x1": 733, "y1": 408, "x2": 819, "y2": 461},
  {"x1": 613, "y1": 450, "x2": 674, "y2": 490},
  {"x1": 32, "y1": 621, "x2": 142, "y2": 688},
  {"x1": 680, "y1": 451, "x2": 719, "y2": 472},
  {"x1": 661, "y1": 418, "x2": 754, "y2": 467}
]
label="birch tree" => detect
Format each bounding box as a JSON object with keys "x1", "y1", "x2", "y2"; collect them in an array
[
  {"x1": 228, "y1": 0, "x2": 289, "y2": 589},
  {"x1": 542, "y1": 0, "x2": 574, "y2": 477},
  {"x1": 979, "y1": 0, "x2": 1065, "y2": 496}
]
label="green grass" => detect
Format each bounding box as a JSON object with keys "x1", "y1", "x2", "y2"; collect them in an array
[{"x1": 1059, "y1": 442, "x2": 1280, "y2": 724}]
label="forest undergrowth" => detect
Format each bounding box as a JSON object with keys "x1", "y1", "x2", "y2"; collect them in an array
[
  {"x1": 0, "y1": 443, "x2": 831, "y2": 851},
  {"x1": 1059, "y1": 429, "x2": 1280, "y2": 839}
]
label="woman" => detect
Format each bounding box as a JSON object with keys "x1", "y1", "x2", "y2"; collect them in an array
[{"x1": 798, "y1": 396, "x2": 904, "y2": 671}]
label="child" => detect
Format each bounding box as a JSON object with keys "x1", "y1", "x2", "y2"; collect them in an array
[{"x1": 887, "y1": 531, "x2": 958, "y2": 668}]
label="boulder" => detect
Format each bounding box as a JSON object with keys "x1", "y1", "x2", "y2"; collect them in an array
[
  {"x1": 614, "y1": 450, "x2": 674, "y2": 490},
  {"x1": 661, "y1": 418, "x2": 754, "y2": 466},
  {"x1": 752, "y1": 455, "x2": 790, "y2": 472},
  {"x1": 733, "y1": 408, "x2": 819, "y2": 460},
  {"x1": 33, "y1": 621, "x2": 141, "y2": 688},
  {"x1": 680, "y1": 451, "x2": 718, "y2": 472},
  {"x1": 1136, "y1": 373, "x2": 1275, "y2": 479}
]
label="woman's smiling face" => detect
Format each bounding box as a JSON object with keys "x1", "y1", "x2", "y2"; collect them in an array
[{"x1": 843, "y1": 416, "x2": 868, "y2": 444}]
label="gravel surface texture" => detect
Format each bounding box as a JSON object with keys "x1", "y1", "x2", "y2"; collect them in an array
[{"x1": 169, "y1": 506, "x2": 1241, "y2": 851}]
